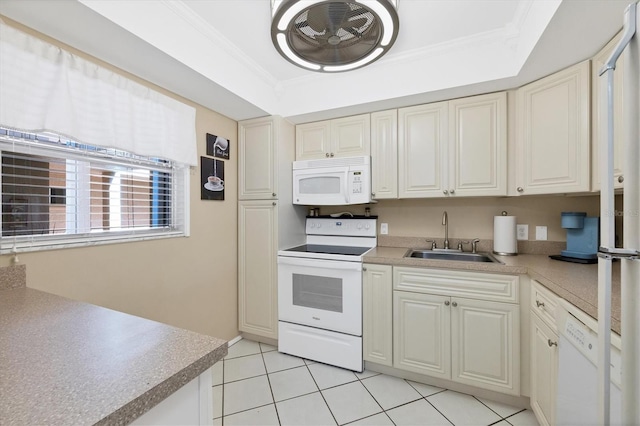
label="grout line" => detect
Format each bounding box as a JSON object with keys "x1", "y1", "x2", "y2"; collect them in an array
[
  {"x1": 222, "y1": 402, "x2": 277, "y2": 421},
  {"x1": 423, "y1": 394, "x2": 455, "y2": 426},
  {"x1": 260, "y1": 350, "x2": 282, "y2": 425},
  {"x1": 502, "y1": 408, "x2": 527, "y2": 423},
  {"x1": 472, "y1": 395, "x2": 519, "y2": 421},
  {"x1": 404, "y1": 379, "x2": 447, "y2": 398},
  {"x1": 223, "y1": 351, "x2": 263, "y2": 361},
  {"x1": 304, "y1": 360, "x2": 340, "y2": 426}
]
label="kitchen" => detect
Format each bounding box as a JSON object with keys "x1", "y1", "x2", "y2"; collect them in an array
[{"x1": 0, "y1": 1, "x2": 638, "y2": 425}]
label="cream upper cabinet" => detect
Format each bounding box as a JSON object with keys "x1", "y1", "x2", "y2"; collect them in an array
[
  {"x1": 448, "y1": 92, "x2": 507, "y2": 197},
  {"x1": 392, "y1": 267, "x2": 520, "y2": 396},
  {"x1": 363, "y1": 264, "x2": 393, "y2": 366},
  {"x1": 239, "y1": 117, "x2": 278, "y2": 200},
  {"x1": 370, "y1": 109, "x2": 398, "y2": 199},
  {"x1": 515, "y1": 61, "x2": 591, "y2": 195},
  {"x1": 592, "y1": 33, "x2": 625, "y2": 191},
  {"x1": 398, "y1": 93, "x2": 507, "y2": 198},
  {"x1": 238, "y1": 200, "x2": 278, "y2": 339},
  {"x1": 398, "y1": 102, "x2": 449, "y2": 197},
  {"x1": 296, "y1": 114, "x2": 370, "y2": 160}
]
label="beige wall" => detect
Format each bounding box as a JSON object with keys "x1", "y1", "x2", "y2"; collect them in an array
[
  {"x1": 0, "y1": 18, "x2": 239, "y2": 340},
  {"x1": 321, "y1": 195, "x2": 602, "y2": 242}
]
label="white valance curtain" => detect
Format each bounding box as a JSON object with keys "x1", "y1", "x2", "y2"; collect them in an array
[{"x1": 0, "y1": 21, "x2": 197, "y2": 166}]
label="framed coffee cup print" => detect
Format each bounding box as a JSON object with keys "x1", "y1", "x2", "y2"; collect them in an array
[
  {"x1": 201, "y1": 157, "x2": 224, "y2": 201},
  {"x1": 206, "y1": 133, "x2": 230, "y2": 160}
]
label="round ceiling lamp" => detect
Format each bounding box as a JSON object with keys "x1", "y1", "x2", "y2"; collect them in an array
[{"x1": 271, "y1": 0, "x2": 399, "y2": 73}]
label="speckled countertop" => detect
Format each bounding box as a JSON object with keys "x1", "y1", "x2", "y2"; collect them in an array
[
  {"x1": 0, "y1": 286, "x2": 228, "y2": 426},
  {"x1": 364, "y1": 246, "x2": 622, "y2": 334}
]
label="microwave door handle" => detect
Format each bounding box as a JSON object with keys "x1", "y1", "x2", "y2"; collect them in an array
[{"x1": 344, "y1": 170, "x2": 351, "y2": 204}]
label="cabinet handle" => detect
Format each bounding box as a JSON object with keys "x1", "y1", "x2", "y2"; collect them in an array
[
  {"x1": 536, "y1": 300, "x2": 545, "y2": 308},
  {"x1": 452, "y1": 301, "x2": 458, "y2": 307},
  {"x1": 272, "y1": 202, "x2": 276, "y2": 206},
  {"x1": 548, "y1": 339, "x2": 558, "y2": 347},
  {"x1": 450, "y1": 189, "x2": 455, "y2": 194},
  {"x1": 443, "y1": 190, "x2": 449, "y2": 195},
  {"x1": 444, "y1": 300, "x2": 450, "y2": 306},
  {"x1": 330, "y1": 152, "x2": 335, "y2": 157},
  {"x1": 517, "y1": 187, "x2": 524, "y2": 193},
  {"x1": 362, "y1": 267, "x2": 367, "y2": 271},
  {"x1": 618, "y1": 175, "x2": 624, "y2": 183},
  {"x1": 325, "y1": 152, "x2": 330, "y2": 157}
]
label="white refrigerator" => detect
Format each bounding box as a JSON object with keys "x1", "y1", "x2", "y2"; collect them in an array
[{"x1": 597, "y1": 2, "x2": 640, "y2": 425}]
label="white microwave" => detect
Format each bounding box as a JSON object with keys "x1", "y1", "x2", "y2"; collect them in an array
[{"x1": 292, "y1": 156, "x2": 372, "y2": 206}]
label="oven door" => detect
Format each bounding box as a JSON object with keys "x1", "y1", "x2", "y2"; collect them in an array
[
  {"x1": 293, "y1": 166, "x2": 350, "y2": 205},
  {"x1": 277, "y1": 256, "x2": 362, "y2": 336}
]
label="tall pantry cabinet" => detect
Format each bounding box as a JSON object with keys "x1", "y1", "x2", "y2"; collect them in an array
[{"x1": 238, "y1": 116, "x2": 305, "y2": 340}]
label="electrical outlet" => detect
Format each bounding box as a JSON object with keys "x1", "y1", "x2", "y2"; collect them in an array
[
  {"x1": 517, "y1": 224, "x2": 529, "y2": 240},
  {"x1": 380, "y1": 223, "x2": 389, "y2": 235},
  {"x1": 535, "y1": 226, "x2": 548, "y2": 241}
]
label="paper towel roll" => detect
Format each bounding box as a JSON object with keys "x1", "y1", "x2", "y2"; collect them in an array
[{"x1": 493, "y1": 215, "x2": 517, "y2": 255}]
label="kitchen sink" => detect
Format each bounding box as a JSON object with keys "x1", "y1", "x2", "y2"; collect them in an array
[{"x1": 405, "y1": 250, "x2": 503, "y2": 264}]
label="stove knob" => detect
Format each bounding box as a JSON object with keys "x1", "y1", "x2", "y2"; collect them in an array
[
  {"x1": 357, "y1": 223, "x2": 363, "y2": 229},
  {"x1": 317, "y1": 223, "x2": 322, "y2": 228},
  {"x1": 365, "y1": 224, "x2": 370, "y2": 230}
]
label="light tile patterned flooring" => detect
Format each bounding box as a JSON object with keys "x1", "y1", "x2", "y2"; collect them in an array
[{"x1": 213, "y1": 339, "x2": 539, "y2": 426}]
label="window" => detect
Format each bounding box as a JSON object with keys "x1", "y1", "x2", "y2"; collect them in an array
[{"x1": 0, "y1": 129, "x2": 189, "y2": 253}]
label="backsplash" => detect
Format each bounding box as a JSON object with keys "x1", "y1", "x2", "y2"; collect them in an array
[
  {"x1": 377, "y1": 235, "x2": 566, "y2": 255},
  {"x1": 0, "y1": 264, "x2": 26, "y2": 291},
  {"x1": 318, "y1": 195, "x2": 605, "y2": 242}
]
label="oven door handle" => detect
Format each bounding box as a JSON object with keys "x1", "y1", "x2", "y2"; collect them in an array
[{"x1": 277, "y1": 256, "x2": 362, "y2": 271}]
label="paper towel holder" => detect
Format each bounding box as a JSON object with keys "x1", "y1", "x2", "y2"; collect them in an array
[{"x1": 493, "y1": 211, "x2": 518, "y2": 256}]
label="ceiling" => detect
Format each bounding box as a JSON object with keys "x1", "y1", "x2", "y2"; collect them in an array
[{"x1": 0, "y1": 0, "x2": 632, "y2": 123}]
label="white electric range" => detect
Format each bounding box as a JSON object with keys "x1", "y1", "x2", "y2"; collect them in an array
[{"x1": 277, "y1": 217, "x2": 377, "y2": 372}]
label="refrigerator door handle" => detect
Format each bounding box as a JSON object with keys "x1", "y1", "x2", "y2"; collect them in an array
[{"x1": 598, "y1": 247, "x2": 640, "y2": 260}]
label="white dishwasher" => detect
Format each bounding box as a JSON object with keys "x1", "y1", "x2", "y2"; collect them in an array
[{"x1": 555, "y1": 300, "x2": 623, "y2": 425}]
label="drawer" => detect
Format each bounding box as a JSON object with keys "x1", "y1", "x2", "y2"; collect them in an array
[
  {"x1": 393, "y1": 267, "x2": 519, "y2": 303},
  {"x1": 530, "y1": 280, "x2": 560, "y2": 332}
]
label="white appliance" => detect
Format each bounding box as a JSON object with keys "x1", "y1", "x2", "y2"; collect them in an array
[
  {"x1": 597, "y1": 3, "x2": 640, "y2": 425},
  {"x1": 277, "y1": 217, "x2": 377, "y2": 372},
  {"x1": 556, "y1": 300, "x2": 623, "y2": 424},
  {"x1": 292, "y1": 156, "x2": 372, "y2": 206}
]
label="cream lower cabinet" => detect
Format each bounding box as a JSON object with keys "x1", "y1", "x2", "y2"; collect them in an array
[
  {"x1": 238, "y1": 200, "x2": 278, "y2": 339},
  {"x1": 530, "y1": 313, "x2": 558, "y2": 426},
  {"x1": 363, "y1": 264, "x2": 393, "y2": 366},
  {"x1": 296, "y1": 114, "x2": 370, "y2": 160},
  {"x1": 514, "y1": 61, "x2": 591, "y2": 195},
  {"x1": 529, "y1": 280, "x2": 560, "y2": 426},
  {"x1": 393, "y1": 267, "x2": 520, "y2": 396}
]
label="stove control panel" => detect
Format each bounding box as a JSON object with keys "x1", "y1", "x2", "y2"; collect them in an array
[{"x1": 306, "y1": 218, "x2": 377, "y2": 237}]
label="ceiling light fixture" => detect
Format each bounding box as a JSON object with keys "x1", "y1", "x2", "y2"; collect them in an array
[{"x1": 271, "y1": 0, "x2": 399, "y2": 73}]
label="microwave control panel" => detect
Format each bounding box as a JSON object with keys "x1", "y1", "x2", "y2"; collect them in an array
[{"x1": 350, "y1": 171, "x2": 363, "y2": 194}]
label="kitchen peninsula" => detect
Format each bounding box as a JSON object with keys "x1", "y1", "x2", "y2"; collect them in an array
[{"x1": 0, "y1": 266, "x2": 227, "y2": 425}]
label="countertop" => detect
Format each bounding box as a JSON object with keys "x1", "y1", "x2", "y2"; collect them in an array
[
  {"x1": 0, "y1": 286, "x2": 228, "y2": 425},
  {"x1": 364, "y1": 246, "x2": 622, "y2": 334}
]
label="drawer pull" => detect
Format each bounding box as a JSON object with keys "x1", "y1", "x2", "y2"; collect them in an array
[
  {"x1": 548, "y1": 339, "x2": 558, "y2": 347},
  {"x1": 536, "y1": 300, "x2": 545, "y2": 308}
]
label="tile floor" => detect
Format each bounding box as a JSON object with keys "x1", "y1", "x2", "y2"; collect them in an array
[{"x1": 213, "y1": 339, "x2": 539, "y2": 426}]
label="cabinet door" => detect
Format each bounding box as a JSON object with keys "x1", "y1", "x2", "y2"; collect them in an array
[
  {"x1": 238, "y1": 201, "x2": 278, "y2": 339},
  {"x1": 370, "y1": 110, "x2": 398, "y2": 199},
  {"x1": 398, "y1": 102, "x2": 448, "y2": 198},
  {"x1": 592, "y1": 34, "x2": 625, "y2": 191},
  {"x1": 331, "y1": 114, "x2": 371, "y2": 158},
  {"x1": 451, "y1": 297, "x2": 520, "y2": 395},
  {"x1": 449, "y1": 92, "x2": 507, "y2": 197},
  {"x1": 530, "y1": 313, "x2": 558, "y2": 426},
  {"x1": 515, "y1": 61, "x2": 590, "y2": 195},
  {"x1": 239, "y1": 117, "x2": 277, "y2": 200},
  {"x1": 363, "y1": 264, "x2": 393, "y2": 366},
  {"x1": 393, "y1": 291, "x2": 450, "y2": 379},
  {"x1": 296, "y1": 121, "x2": 331, "y2": 160}
]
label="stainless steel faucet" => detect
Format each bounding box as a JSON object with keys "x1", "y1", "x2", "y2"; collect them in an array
[{"x1": 442, "y1": 211, "x2": 450, "y2": 250}]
